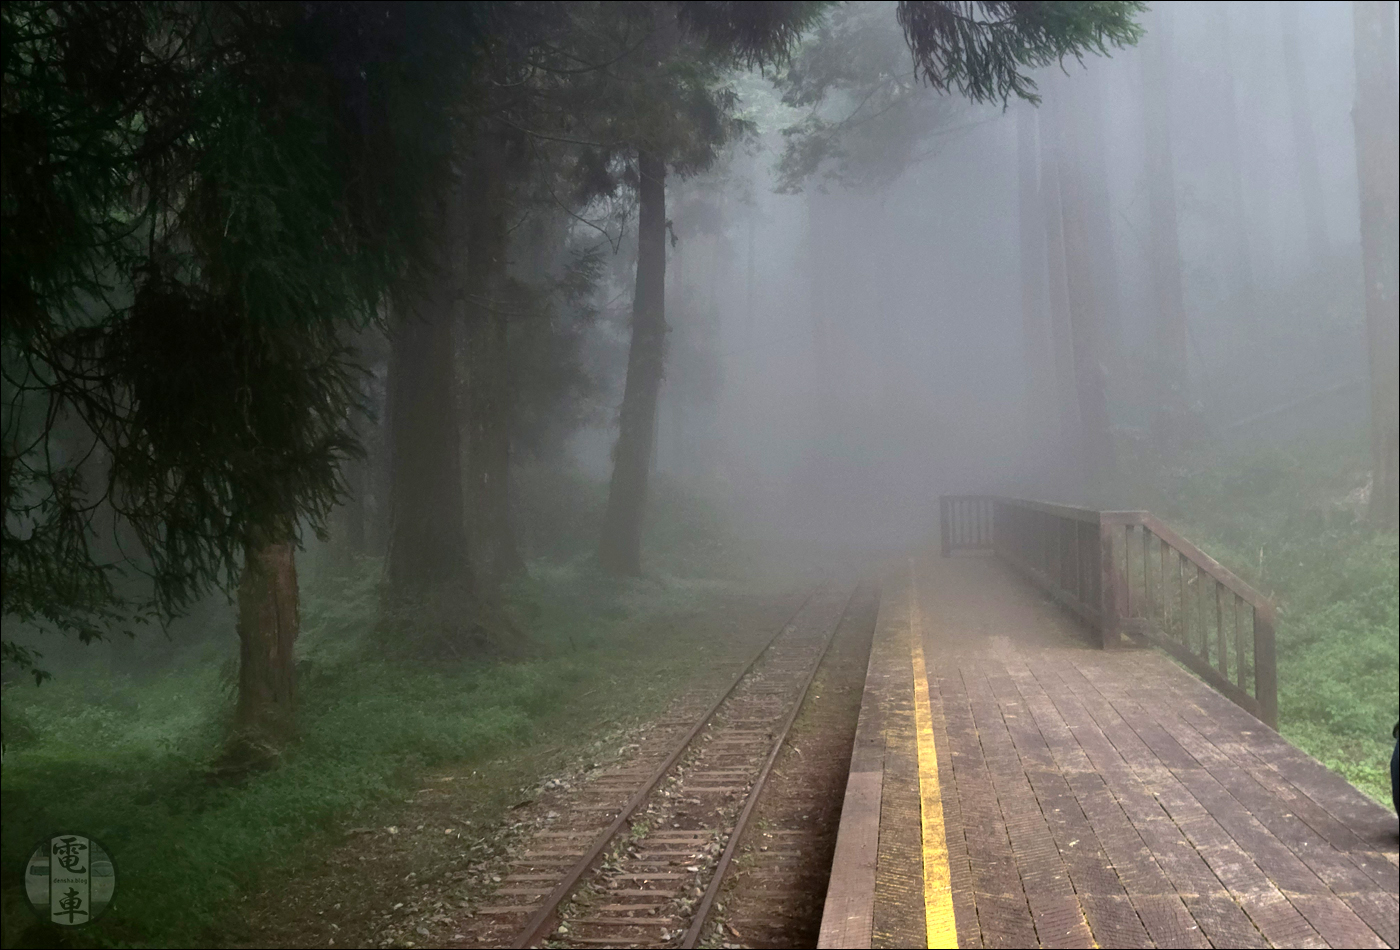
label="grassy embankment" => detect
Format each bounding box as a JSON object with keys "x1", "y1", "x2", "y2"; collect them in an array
[
  {"x1": 0, "y1": 473, "x2": 778, "y2": 948},
  {"x1": 1113, "y1": 436, "x2": 1398, "y2": 805}
]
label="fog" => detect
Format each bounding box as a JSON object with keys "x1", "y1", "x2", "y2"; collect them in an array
[
  {"x1": 554, "y1": 0, "x2": 1381, "y2": 556},
  {"x1": 6, "y1": 5, "x2": 1399, "y2": 945},
  {"x1": 7, "y1": 1, "x2": 1392, "y2": 672}
]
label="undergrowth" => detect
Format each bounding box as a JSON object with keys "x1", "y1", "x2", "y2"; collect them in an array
[
  {"x1": 0, "y1": 473, "x2": 769, "y2": 948},
  {"x1": 1110, "y1": 433, "x2": 1399, "y2": 805}
]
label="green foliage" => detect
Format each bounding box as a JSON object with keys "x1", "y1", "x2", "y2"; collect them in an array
[
  {"x1": 0, "y1": 552, "x2": 754, "y2": 946},
  {"x1": 654, "y1": 1, "x2": 829, "y2": 172},
  {"x1": 503, "y1": 238, "x2": 607, "y2": 462},
  {"x1": 776, "y1": 1, "x2": 968, "y2": 192},
  {"x1": 509, "y1": 1, "x2": 828, "y2": 204},
  {"x1": 896, "y1": 1, "x2": 1145, "y2": 104},
  {"x1": 776, "y1": 1, "x2": 1143, "y2": 192},
  {"x1": 1111, "y1": 437, "x2": 1399, "y2": 803},
  {"x1": 514, "y1": 465, "x2": 753, "y2": 581},
  {"x1": 1, "y1": 1, "x2": 482, "y2": 675},
  {"x1": 677, "y1": 1, "x2": 833, "y2": 69}
]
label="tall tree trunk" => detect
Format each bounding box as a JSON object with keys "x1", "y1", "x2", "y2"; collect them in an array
[
  {"x1": 367, "y1": 358, "x2": 392, "y2": 558},
  {"x1": 387, "y1": 243, "x2": 472, "y2": 596},
  {"x1": 1216, "y1": 4, "x2": 1256, "y2": 321},
  {"x1": 1352, "y1": 1, "x2": 1400, "y2": 527},
  {"x1": 665, "y1": 226, "x2": 685, "y2": 479},
  {"x1": 232, "y1": 528, "x2": 299, "y2": 760},
  {"x1": 1039, "y1": 90, "x2": 1083, "y2": 496},
  {"x1": 1280, "y1": 0, "x2": 1329, "y2": 263},
  {"x1": 600, "y1": 149, "x2": 667, "y2": 574},
  {"x1": 807, "y1": 190, "x2": 842, "y2": 430},
  {"x1": 1016, "y1": 103, "x2": 1059, "y2": 466},
  {"x1": 467, "y1": 304, "x2": 524, "y2": 581},
  {"x1": 701, "y1": 234, "x2": 724, "y2": 480},
  {"x1": 746, "y1": 203, "x2": 757, "y2": 354},
  {"x1": 1049, "y1": 72, "x2": 1116, "y2": 494},
  {"x1": 335, "y1": 348, "x2": 374, "y2": 565},
  {"x1": 338, "y1": 454, "x2": 366, "y2": 556},
  {"x1": 1141, "y1": 4, "x2": 1190, "y2": 443},
  {"x1": 465, "y1": 135, "x2": 525, "y2": 583}
]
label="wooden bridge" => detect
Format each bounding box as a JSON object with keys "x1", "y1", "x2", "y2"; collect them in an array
[{"x1": 818, "y1": 496, "x2": 1398, "y2": 949}]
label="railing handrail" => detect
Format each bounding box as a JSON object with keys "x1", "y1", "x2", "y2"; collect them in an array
[
  {"x1": 938, "y1": 494, "x2": 1278, "y2": 729},
  {"x1": 1134, "y1": 512, "x2": 1270, "y2": 613},
  {"x1": 969, "y1": 498, "x2": 1271, "y2": 612},
  {"x1": 981, "y1": 496, "x2": 1107, "y2": 523}
]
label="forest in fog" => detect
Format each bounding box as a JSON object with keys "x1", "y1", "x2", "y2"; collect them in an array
[{"x1": 2, "y1": 2, "x2": 1396, "y2": 946}]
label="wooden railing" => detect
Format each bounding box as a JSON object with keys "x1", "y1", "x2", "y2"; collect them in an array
[
  {"x1": 939, "y1": 495, "x2": 995, "y2": 555},
  {"x1": 939, "y1": 495, "x2": 1278, "y2": 729}
]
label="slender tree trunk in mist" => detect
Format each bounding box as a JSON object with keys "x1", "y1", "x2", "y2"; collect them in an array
[
  {"x1": 873, "y1": 198, "x2": 900, "y2": 413},
  {"x1": 600, "y1": 149, "x2": 667, "y2": 575},
  {"x1": 667, "y1": 230, "x2": 685, "y2": 479},
  {"x1": 807, "y1": 191, "x2": 841, "y2": 425},
  {"x1": 465, "y1": 135, "x2": 525, "y2": 583},
  {"x1": 232, "y1": 526, "x2": 299, "y2": 759},
  {"x1": 335, "y1": 332, "x2": 381, "y2": 564},
  {"x1": 1215, "y1": 5, "x2": 1257, "y2": 322},
  {"x1": 703, "y1": 235, "x2": 725, "y2": 480},
  {"x1": 1049, "y1": 73, "x2": 1117, "y2": 493},
  {"x1": 1039, "y1": 91, "x2": 1084, "y2": 492},
  {"x1": 1280, "y1": 0, "x2": 1329, "y2": 263},
  {"x1": 339, "y1": 454, "x2": 367, "y2": 556},
  {"x1": 368, "y1": 361, "x2": 393, "y2": 557},
  {"x1": 1352, "y1": 0, "x2": 1400, "y2": 528},
  {"x1": 1141, "y1": 5, "x2": 1190, "y2": 441},
  {"x1": 746, "y1": 205, "x2": 756, "y2": 354},
  {"x1": 1070, "y1": 71, "x2": 1125, "y2": 367},
  {"x1": 1016, "y1": 104, "x2": 1059, "y2": 460},
  {"x1": 387, "y1": 253, "x2": 473, "y2": 596}
]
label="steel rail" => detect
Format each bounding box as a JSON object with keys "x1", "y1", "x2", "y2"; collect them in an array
[
  {"x1": 510, "y1": 582, "x2": 826, "y2": 949},
  {"x1": 680, "y1": 583, "x2": 861, "y2": 948}
]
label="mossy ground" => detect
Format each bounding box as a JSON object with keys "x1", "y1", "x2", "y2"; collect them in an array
[
  {"x1": 0, "y1": 475, "x2": 793, "y2": 948},
  {"x1": 1110, "y1": 433, "x2": 1399, "y2": 805}
]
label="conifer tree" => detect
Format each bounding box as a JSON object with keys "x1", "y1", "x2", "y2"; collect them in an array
[{"x1": 2, "y1": 1, "x2": 481, "y2": 757}]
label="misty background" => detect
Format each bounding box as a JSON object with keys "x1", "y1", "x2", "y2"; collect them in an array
[
  {"x1": 3, "y1": 3, "x2": 1396, "y2": 944},
  {"x1": 564, "y1": 0, "x2": 1377, "y2": 552}
]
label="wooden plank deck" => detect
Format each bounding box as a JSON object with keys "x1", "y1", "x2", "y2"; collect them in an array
[{"x1": 819, "y1": 553, "x2": 1398, "y2": 949}]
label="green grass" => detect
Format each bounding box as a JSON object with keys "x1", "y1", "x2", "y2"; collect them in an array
[
  {"x1": 1, "y1": 475, "x2": 775, "y2": 948},
  {"x1": 1110, "y1": 435, "x2": 1399, "y2": 805}
]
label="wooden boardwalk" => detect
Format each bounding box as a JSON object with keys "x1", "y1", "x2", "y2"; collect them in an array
[{"x1": 819, "y1": 553, "x2": 1399, "y2": 950}]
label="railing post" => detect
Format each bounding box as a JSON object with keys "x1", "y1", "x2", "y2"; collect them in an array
[
  {"x1": 1254, "y1": 601, "x2": 1278, "y2": 730},
  {"x1": 940, "y1": 497, "x2": 951, "y2": 557},
  {"x1": 1098, "y1": 518, "x2": 1123, "y2": 649}
]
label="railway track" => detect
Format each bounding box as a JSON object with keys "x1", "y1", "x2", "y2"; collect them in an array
[{"x1": 465, "y1": 582, "x2": 864, "y2": 949}]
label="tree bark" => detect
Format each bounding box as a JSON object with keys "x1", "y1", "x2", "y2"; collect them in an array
[
  {"x1": 807, "y1": 190, "x2": 843, "y2": 428},
  {"x1": 1016, "y1": 103, "x2": 1060, "y2": 464},
  {"x1": 1352, "y1": 0, "x2": 1400, "y2": 527},
  {"x1": 600, "y1": 149, "x2": 668, "y2": 574},
  {"x1": 1215, "y1": 4, "x2": 1256, "y2": 321},
  {"x1": 367, "y1": 358, "x2": 392, "y2": 558},
  {"x1": 1038, "y1": 89, "x2": 1084, "y2": 494},
  {"x1": 1141, "y1": 4, "x2": 1190, "y2": 442},
  {"x1": 465, "y1": 134, "x2": 525, "y2": 583},
  {"x1": 1280, "y1": 0, "x2": 1329, "y2": 263},
  {"x1": 387, "y1": 242, "x2": 472, "y2": 596},
  {"x1": 338, "y1": 453, "x2": 366, "y2": 557},
  {"x1": 1049, "y1": 71, "x2": 1116, "y2": 494},
  {"x1": 335, "y1": 354, "x2": 373, "y2": 565},
  {"x1": 233, "y1": 530, "x2": 299, "y2": 754}
]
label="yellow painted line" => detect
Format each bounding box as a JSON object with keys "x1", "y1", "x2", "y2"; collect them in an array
[{"x1": 910, "y1": 559, "x2": 958, "y2": 949}]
